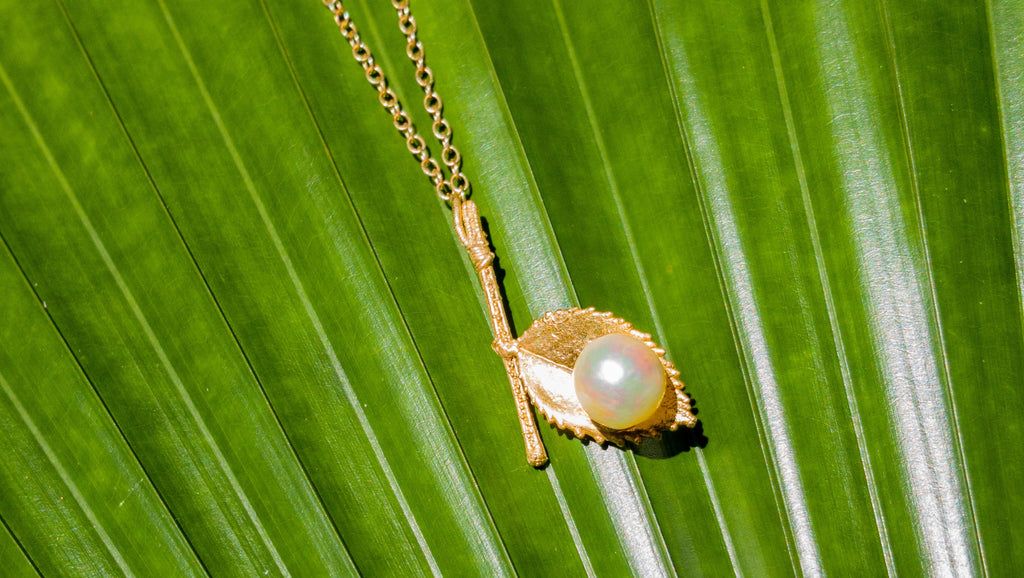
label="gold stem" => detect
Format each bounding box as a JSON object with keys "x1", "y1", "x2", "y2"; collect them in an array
[{"x1": 453, "y1": 197, "x2": 548, "y2": 467}]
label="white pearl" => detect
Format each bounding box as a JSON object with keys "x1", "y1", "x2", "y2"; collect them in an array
[{"x1": 572, "y1": 333, "x2": 665, "y2": 430}]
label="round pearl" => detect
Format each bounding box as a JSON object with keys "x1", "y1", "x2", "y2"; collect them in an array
[{"x1": 573, "y1": 333, "x2": 665, "y2": 430}]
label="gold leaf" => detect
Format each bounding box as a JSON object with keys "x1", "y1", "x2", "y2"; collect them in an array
[{"x1": 516, "y1": 307, "x2": 696, "y2": 446}]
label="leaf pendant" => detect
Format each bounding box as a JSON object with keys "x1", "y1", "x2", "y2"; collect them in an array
[
  {"x1": 451, "y1": 197, "x2": 696, "y2": 467},
  {"x1": 517, "y1": 307, "x2": 695, "y2": 447}
]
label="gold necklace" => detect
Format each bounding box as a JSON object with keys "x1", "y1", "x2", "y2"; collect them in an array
[{"x1": 323, "y1": 0, "x2": 695, "y2": 467}]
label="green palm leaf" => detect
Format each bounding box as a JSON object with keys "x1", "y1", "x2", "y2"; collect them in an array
[{"x1": 0, "y1": 0, "x2": 1019, "y2": 574}]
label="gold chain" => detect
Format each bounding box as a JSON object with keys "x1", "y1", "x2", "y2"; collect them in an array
[
  {"x1": 325, "y1": 0, "x2": 552, "y2": 467},
  {"x1": 324, "y1": 0, "x2": 469, "y2": 201}
]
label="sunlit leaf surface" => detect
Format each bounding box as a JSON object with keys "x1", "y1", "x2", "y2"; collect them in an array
[{"x1": 0, "y1": 0, "x2": 1020, "y2": 574}]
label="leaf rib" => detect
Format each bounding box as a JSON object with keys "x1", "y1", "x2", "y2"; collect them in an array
[
  {"x1": 0, "y1": 234, "x2": 190, "y2": 576},
  {"x1": 152, "y1": 0, "x2": 445, "y2": 574},
  {"x1": 760, "y1": 1, "x2": 896, "y2": 574},
  {"x1": 985, "y1": 0, "x2": 1024, "y2": 564},
  {"x1": 802, "y1": 3, "x2": 975, "y2": 571},
  {"x1": 642, "y1": 4, "x2": 747, "y2": 573},
  {"x1": 983, "y1": 0, "x2": 1024, "y2": 568},
  {"x1": 645, "y1": 1, "x2": 801, "y2": 574},
  {"x1": 542, "y1": 468, "x2": 596, "y2": 577},
  {"x1": 987, "y1": 0, "x2": 1024, "y2": 348},
  {"x1": 0, "y1": 371, "x2": 133, "y2": 575},
  {"x1": 0, "y1": 52, "x2": 291, "y2": 576},
  {"x1": 259, "y1": 1, "x2": 515, "y2": 573},
  {"x1": 0, "y1": 228, "x2": 210, "y2": 577},
  {"x1": 48, "y1": 2, "x2": 358, "y2": 570},
  {"x1": 878, "y1": 0, "x2": 985, "y2": 570},
  {"x1": 548, "y1": 1, "x2": 677, "y2": 574},
  {"x1": 987, "y1": 0, "x2": 1024, "y2": 565},
  {"x1": 685, "y1": 143, "x2": 822, "y2": 576}
]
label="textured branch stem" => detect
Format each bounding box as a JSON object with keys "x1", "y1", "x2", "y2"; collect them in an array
[{"x1": 453, "y1": 197, "x2": 548, "y2": 467}]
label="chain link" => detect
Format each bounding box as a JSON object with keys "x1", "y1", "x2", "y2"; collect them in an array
[{"x1": 324, "y1": 0, "x2": 469, "y2": 201}]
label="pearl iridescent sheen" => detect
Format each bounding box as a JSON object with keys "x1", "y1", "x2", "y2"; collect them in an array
[{"x1": 572, "y1": 333, "x2": 666, "y2": 430}]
